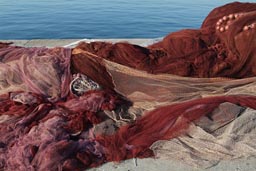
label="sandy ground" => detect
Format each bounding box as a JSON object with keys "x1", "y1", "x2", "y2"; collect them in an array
[
  {"x1": 1, "y1": 39, "x2": 256, "y2": 171},
  {"x1": 89, "y1": 157, "x2": 256, "y2": 171}
]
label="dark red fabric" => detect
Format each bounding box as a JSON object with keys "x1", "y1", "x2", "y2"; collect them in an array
[
  {"x1": 71, "y1": 52, "x2": 115, "y2": 90},
  {"x1": 96, "y1": 95, "x2": 256, "y2": 162},
  {"x1": 0, "y1": 90, "x2": 128, "y2": 171},
  {"x1": 73, "y1": 2, "x2": 256, "y2": 78},
  {"x1": 0, "y1": 92, "x2": 43, "y2": 116}
]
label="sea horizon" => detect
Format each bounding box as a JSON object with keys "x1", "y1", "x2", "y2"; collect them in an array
[{"x1": 0, "y1": 0, "x2": 253, "y2": 39}]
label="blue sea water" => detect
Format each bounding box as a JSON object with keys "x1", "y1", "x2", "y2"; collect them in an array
[{"x1": 0, "y1": 0, "x2": 253, "y2": 39}]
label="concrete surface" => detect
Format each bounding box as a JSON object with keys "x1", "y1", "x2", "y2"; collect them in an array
[
  {"x1": 1, "y1": 39, "x2": 256, "y2": 171},
  {"x1": 0, "y1": 39, "x2": 156, "y2": 47}
]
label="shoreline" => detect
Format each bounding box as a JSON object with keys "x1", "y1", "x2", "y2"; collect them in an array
[{"x1": 0, "y1": 39, "x2": 156, "y2": 47}]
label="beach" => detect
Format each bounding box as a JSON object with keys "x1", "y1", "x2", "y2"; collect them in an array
[{"x1": 1, "y1": 39, "x2": 255, "y2": 171}]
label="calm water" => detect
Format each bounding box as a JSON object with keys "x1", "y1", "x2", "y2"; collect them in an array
[{"x1": 0, "y1": 0, "x2": 252, "y2": 39}]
